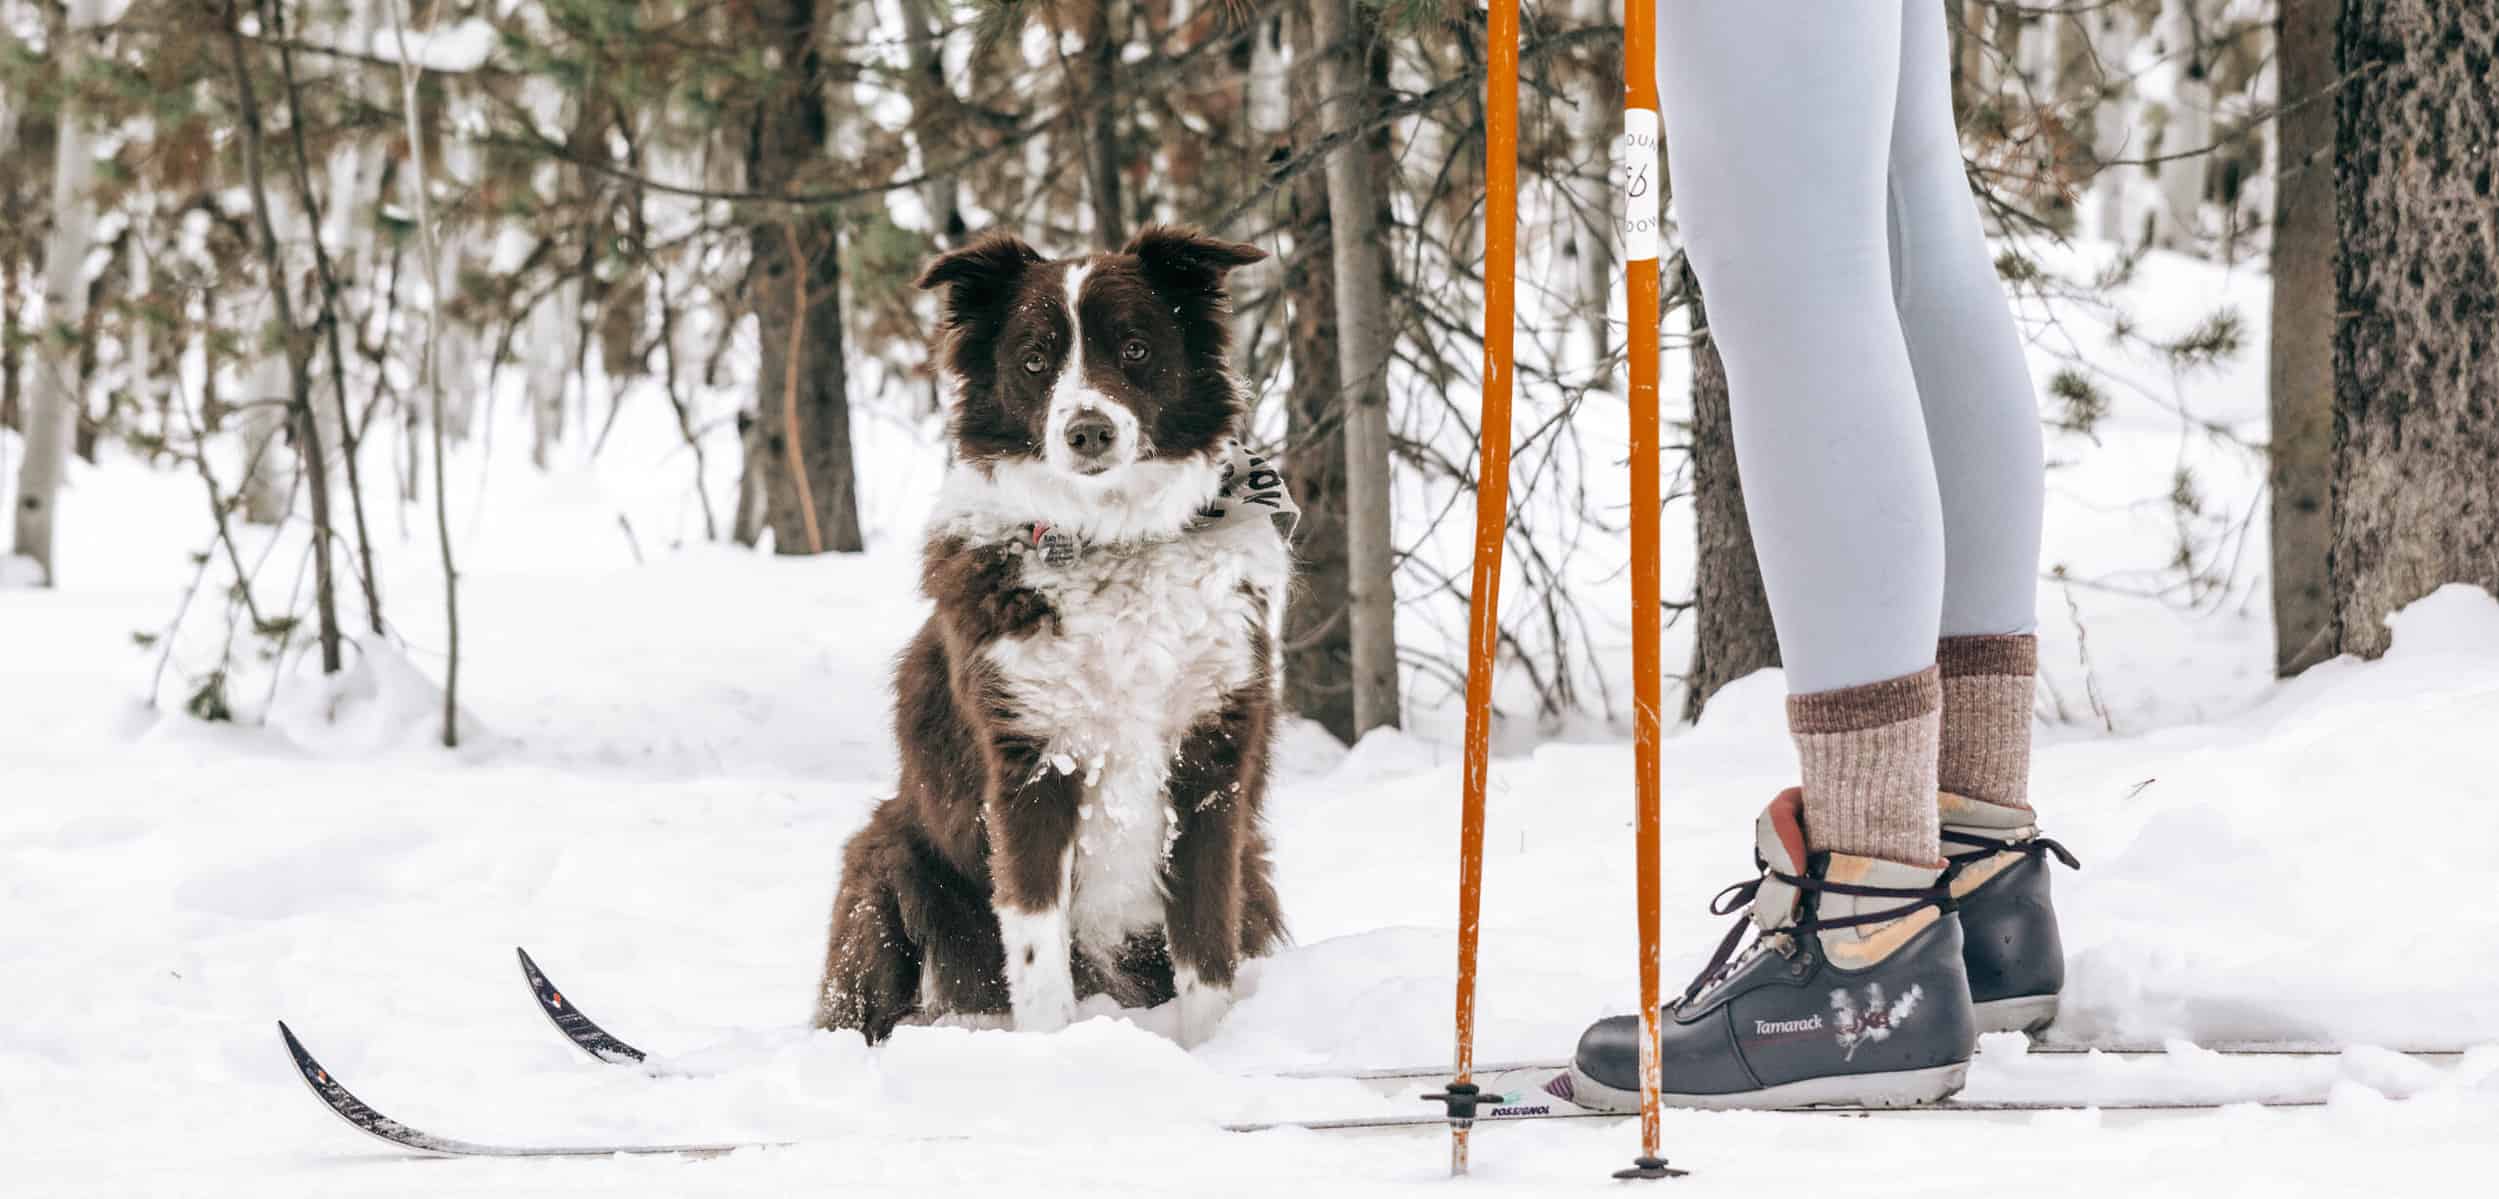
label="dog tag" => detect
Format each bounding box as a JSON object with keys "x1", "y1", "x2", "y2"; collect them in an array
[{"x1": 1036, "y1": 527, "x2": 1081, "y2": 566}]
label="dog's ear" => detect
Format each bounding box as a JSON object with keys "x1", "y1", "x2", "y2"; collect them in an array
[
  {"x1": 1124, "y1": 226, "x2": 1266, "y2": 295},
  {"x1": 915, "y1": 233, "x2": 1044, "y2": 327}
]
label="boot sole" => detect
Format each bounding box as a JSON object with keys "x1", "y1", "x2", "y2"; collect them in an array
[
  {"x1": 1556, "y1": 1059, "x2": 1969, "y2": 1113},
  {"x1": 1974, "y1": 993, "x2": 2059, "y2": 1035}
]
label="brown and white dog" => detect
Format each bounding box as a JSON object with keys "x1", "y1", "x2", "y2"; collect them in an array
[{"x1": 814, "y1": 227, "x2": 1289, "y2": 1047}]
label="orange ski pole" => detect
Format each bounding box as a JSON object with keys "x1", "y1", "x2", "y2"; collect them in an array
[
  {"x1": 1435, "y1": 0, "x2": 1518, "y2": 1180},
  {"x1": 1614, "y1": 0, "x2": 1680, "y2": 1183}
]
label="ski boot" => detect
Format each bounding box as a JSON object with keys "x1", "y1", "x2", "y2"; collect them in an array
[
  {"x1": 1939, "y1": 791, "x2": 2079, "y2": 1035},
  {"x1": 1558, "y1": 789, "x2": 1976, "y2": 1110}
]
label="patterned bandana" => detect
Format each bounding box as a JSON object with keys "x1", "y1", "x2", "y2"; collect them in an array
[{"x1": 1022, "y1": 442, "x2": 1300, "y2": 565}]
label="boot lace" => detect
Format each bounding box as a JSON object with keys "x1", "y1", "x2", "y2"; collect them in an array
[{"x1": 1675, "y1": 857, "x2": 1949, "y2": 1010}]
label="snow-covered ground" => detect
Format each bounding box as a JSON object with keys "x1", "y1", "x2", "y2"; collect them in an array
[{"x1": 4, "y1": 246, "x2": 2498, "y2": 1195}]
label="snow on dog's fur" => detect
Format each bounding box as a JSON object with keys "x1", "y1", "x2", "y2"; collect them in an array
[{"x1": 814, "y1": 227, "x2": 1286, "y2": 1046}]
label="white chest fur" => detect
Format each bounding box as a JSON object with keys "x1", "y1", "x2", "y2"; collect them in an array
[{"x1": 983, "y1": 519, "x2": 1287, "y2": 955}]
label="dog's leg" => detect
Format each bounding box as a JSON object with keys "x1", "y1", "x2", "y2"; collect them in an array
[
  {"x1": 988, "y1": 737, "x2": 1084, "y2": 1033},
  {"x1": 1159, "y1": 688, "x2": 1273, "y2": 1048},
  {"x1": 922, "y1": 537, "x2": 1079, "y2": 1031},
  {"x1": 815, "y1": 803, "x2": 923, "y2": 1041},
  {"x1": 897, "y1": 828, "x2": 1009, "y2": 1020}
]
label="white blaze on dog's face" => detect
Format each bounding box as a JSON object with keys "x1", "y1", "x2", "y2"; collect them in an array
[
  {"x1": 917, "y1": 227, "x2": 1266, "y2": 531},
  {"x1": 1038, "y1": 264, "x2": 1146, "y2": 479}
]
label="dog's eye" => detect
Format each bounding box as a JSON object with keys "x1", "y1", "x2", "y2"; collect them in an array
[
  {"x1": 1021, "y1": 352, "x2": 1047, "y2": 375},
  {"x1": 1121, "y1": 340, "x2": 1148, "y2": 364}
]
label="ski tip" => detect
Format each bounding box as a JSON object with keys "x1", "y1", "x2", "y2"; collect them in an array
[
  {"x1": 276, "y1": 1020, "x2": 330, "y2": 1089},
  {"x1": 513, "y1": 946, "x2": 649, "y2": 1064}
]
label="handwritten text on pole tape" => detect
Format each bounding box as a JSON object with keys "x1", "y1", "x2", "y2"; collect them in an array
[{"x1": 1620, "y1": 108, "x2": 1661, "y2": 263}]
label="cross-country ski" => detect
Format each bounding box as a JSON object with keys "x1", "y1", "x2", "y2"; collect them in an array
[
  {"x1": 508, "y1": 942, "x2": 2475, "y2": 1084},
  {"x1": 10, "y1": 2, "x2": 2499, "y2": 1195},
  {"x1": 277, "y1": 1022, "x2": 771, "y2": 1159},
  {"x1": 276, "y1": 1018, "x2": 2450, "y2": 1162}
]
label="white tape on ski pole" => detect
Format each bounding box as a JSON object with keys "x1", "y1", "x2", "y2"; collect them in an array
[{"x1": 1620, "y1": 108, "x2": 1661, "y2": 263}]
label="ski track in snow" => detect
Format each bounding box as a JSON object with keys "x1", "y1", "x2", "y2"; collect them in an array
[{"x1": 4, "y1": 247, "x2": 2498, "y2": 1194}]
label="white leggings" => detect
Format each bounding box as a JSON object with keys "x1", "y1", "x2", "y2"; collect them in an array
[{"x1": 1657, "y1": 0, "x2": 2045, "y2": 692}]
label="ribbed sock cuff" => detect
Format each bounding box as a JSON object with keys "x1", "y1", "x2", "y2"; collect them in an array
[
  {"x1": 1937, "y1": 635, "x2": 2037, "y2": 812},
  {"x1": 1787, "y1": 667, "x2": 1942, "y2": 865}
]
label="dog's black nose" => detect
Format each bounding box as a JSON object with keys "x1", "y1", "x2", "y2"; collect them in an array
[{"x1": 1064, "y1": 413, "x2": 1117, "y2": 459}]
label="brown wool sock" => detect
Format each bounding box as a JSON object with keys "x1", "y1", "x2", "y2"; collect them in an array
[
  {"x1": 1786, "y1": 667, "x2": 1942, "y2": 866},
  {"x1": 1936, "y1": 635, "x2": 2038, "y2": 811}
]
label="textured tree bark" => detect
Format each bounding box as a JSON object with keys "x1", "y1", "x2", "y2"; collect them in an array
[
  {"x1": 741, "y1": 0, "x2": 864, "y2": 555},
  {"x1": 8, "y1": 0, "x2": 104, "y2": 583},
  {"x1": 2268, "y1": 0, "x2": 2337, "y2": 674},
  {"x1": 2329, "y1": 0, "x2": 2499, "y2": 659},
  {"x1": 1679, "y1": 267, "x2": 1779, "y2": 722},
  {"x1": 1280, "y1": 2, "x2": 1355, "y2": 745},
  {"x1": 1312, "y1": 0, "x2": 1400, "y2": 735}
]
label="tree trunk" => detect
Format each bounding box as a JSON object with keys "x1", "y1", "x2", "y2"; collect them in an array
[
  {"x1": 321, "y1": 0, "x2": 381, "y2": 285},
  {"x1": 240, "y1": 315, "x2": 292, "y2": 525},
  {"x1": 1951, "y1": 1, "x2": 1989, "y2": 121},
  {"x1": 1078, "y1": 0, "x2": 1126, "y2": 249},
  {"x1": 2046, "y1": 3, "x2": 2106, "y2": 235},
  {"x1": 3, "y1": 260, "x2": 21, "y2": 434},
  {"x1": 733, "y1": 411, "x2": 768, "y2": 547},
  {"x1": 1, "y1": 25, "x2": 30, "y2": 438},
  {"x1": 1563, "y1": 0, "x2": 1618, "y2": 365},
  {"x1": 742, "y1": 0, "x2": 864, "y2": 555},
  {"x1": 2082, "y1": 5, "x2": 2146, "y2": 246},
  {"x1": 226, "y1": 5, "x2": 342, "y2": 672},
  {"x1": 2268, "y1": 0, "x2": 2337, "y2": 674},
  {"x1": 900, "y1": 0, "x2": 963, "y2": 247},
  {"x1": 1311, "y1": 0, "x2": 1399, "y2": 735},
  {"x1": 437, "y1": 232, "x2": 487, "y2": 443},
  {"x1": 123, "y1": 227, "x2": 151, "y2": 426},
  {"x1": 2150, "y1": 0, "x2": 2216, "y2": 249},
  {"x1": 1680, "y1": 267, "x2": 1779, "y2": 721},
  {"x1": 1227, "y1": 11, "x2": 1291, "y2": 371},
  {"x1": 236, "y1": 180, "x2": 299, "y2": 528},
  {"x1": 2328, "y1": 0, "x2": 2499, "y2": 659},
  {"x1": 525, "y1": 286, "x2": 571, "y2": 469},
  {"x1": 1279, "y1": 2, "x2": 1354, "y2": 744},
  {"x1": 8, "y1": 0, "x2": 104, "y2": 583}
]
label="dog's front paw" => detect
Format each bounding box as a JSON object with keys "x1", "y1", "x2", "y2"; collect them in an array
[
  {"x1": 1172, "y1": 967, "x2": 1234, "y2": 1049},
  {"x1": 1010, "y1": 978, "x2": 1079, "y2": 1034},
  {"x1": 1000, "y1": 905, "x2": 1080, "y2": 1034}
]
